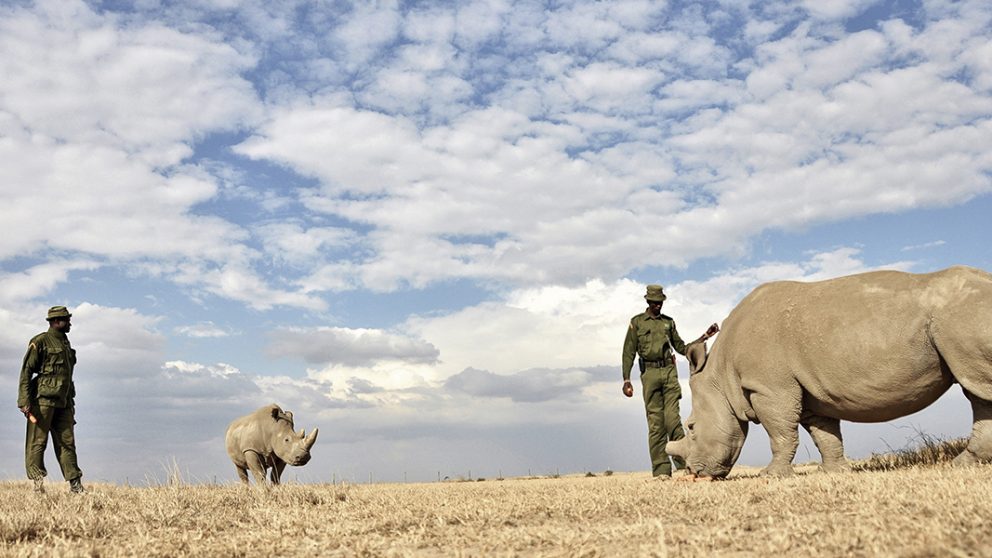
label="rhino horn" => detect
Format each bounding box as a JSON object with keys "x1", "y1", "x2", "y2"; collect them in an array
[
  {"x1": 666, "y1": 438, "x2": 687, "y2": 460},
  {"x1": 304, "y1": 427, "x2": 319, "y2": 450},
  {"x1": 299, "y1": 428, "x2": 305, "y2": 438}
]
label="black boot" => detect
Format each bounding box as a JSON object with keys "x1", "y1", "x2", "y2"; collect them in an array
[{"x1": 69, "y1": 478, "x2": 85, "y2": 494}]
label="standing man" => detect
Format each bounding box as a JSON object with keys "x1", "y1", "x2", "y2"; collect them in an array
[
  {"x1": 622, "y1": 285, "x2": 718, "y2": 478},
  {"x1": 17, "y1": 306, "x2": 84, "y2": 493}
]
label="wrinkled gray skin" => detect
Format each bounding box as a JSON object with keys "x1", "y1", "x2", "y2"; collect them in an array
[
  {"x1": 225, "y1": 404, "x2": 319, "y2": 485},
  {"x1": 667, "y1": 266, "x2": 992, "y2": 478}
]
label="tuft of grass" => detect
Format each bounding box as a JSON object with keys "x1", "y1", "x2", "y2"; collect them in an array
[{"x1": 854, "y1": 432, "x2": 968, "y2": 471}]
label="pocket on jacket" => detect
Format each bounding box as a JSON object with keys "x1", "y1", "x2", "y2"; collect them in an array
[
  {"x1": 36, "y1": 376, "x2": 64, "y2": 398},
  {"x1": 42, "y1": 347, "x2": 64, "y2": 374}
]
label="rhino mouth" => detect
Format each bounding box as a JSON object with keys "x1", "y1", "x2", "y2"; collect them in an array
[
  {"x1": 291, "y1": 454, "x2": 311, "y2": 466},
  {"x1": 688, "y1": 462, "x2": 730, "y2": 479}
]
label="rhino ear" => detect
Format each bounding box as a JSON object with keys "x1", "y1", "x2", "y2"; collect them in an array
[
  {"x1": 687, "y1": 342, "x2": 708, "y2": 375},
  {"x1": 269, "y1": 405, "x2": 281, "y2": 419}
]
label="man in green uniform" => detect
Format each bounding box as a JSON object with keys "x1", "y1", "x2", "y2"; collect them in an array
[
  {"x1": 622, "y1": 285, "x2": 718, "y2": 478},
  {"x1": 17, "y1": 306, "x2": 84, "y2": 493}
]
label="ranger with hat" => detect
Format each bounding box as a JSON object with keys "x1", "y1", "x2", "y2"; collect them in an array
[
  {"x1": 622, "y1": 286, "x2": 718, "y2": 478},
  {"x1": 16, "y1": 306, "x2": 84, "y2": 493}
]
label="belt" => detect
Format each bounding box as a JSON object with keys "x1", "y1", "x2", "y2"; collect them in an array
[{"x1": 640, "y1": 358, "x2": 672, "y2": 369}]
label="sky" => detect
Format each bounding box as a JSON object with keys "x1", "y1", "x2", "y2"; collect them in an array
[{"x1": 0, "y1": 0, "x2": 990, "y2": 485}]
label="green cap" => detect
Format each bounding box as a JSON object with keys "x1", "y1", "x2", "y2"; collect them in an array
[
  {"x1": 644, "y1": 285, "x2": 667, "y2": 302},
  {"x1": 46, "y1": 306, "x2": 72, "y2": 321}
]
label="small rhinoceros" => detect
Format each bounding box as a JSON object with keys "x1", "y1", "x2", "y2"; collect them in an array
[{"x1": 225, "y1": 403, "x2": 318, "y2": 485}]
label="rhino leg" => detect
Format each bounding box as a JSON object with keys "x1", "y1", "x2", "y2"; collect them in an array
[
  {"x1": 244, "y1": 451, "x2": 269, "y2": 485},
  {"x1": 800, "y1": 413, "x2": 850, "y2": 473},
  {"x1": 751, "y1": 391, "x2": 800, "y2": 477},
  {"x1": 954, "y1": 390, "x2": 992, "y2": 466},
  {"x1": 235, "y1": 466, "x2": 250, "y2": 485},
  {"x1": 270, "y1": 459, "x2": 286, "y2": 485}
]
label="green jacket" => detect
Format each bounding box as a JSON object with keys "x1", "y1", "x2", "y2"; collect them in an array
[
  {"x1": 17, "y1": 328, "x2": 76, "y2": 409},
  {"x1": 622, "y1": 311, "x2": 687, "y2": 381}
]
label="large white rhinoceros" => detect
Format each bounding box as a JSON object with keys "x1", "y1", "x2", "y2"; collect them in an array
[
  {"x1": 667, "y1": 266, "x2": 992, "y2": 478},
  {"x1": 225, "y1": 403, "x2": 318, "y2": 485}
]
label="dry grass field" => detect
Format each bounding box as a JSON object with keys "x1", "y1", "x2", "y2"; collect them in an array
[{"x1": 1, "y1": 454, "x2": 990, "y2": 558}]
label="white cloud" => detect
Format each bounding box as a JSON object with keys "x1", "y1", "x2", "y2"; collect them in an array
[
  {"x1": 331, "y1": 2, "x2": 402, "y2": 71},
  {"x1": 798, "y1": 30, "x2": 889, "y2": 89},
  {"x1": 253, "y1": 221, "x2": 357, "y2": 266},
  {"x1": 543, "y1": 1, "x2": 638, "y2": 50},
  {"x1": 801, "y1": 0, "x2": 878, "y2": 21},
  {"x1": 266, "y1": 326, "x2": 440, "y2": 367},
  {"x1": 453, "y1": 0, "x2": 511, "y2": 48},
  {"x1": 445, "y1": 366, "x2": 608, "y2": 403},
  {"x1": 174, "y1": 322, "x2": 235, "y2": 338},
  {"x1": 901, "y1": 240, "x2": 946, "y2": 252},
  {"x1": 0, "y1": 260, "x2": 100, "y2": 305},
  {"x1": 563, "y1": 63, "x2": 666, "y2": 112}
]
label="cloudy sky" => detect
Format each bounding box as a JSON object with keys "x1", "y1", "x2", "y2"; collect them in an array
[{"x1": 0, "y1": 0, "x2": 989, "y2": 484}]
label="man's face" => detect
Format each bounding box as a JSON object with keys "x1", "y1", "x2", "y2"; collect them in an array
[
  {"x1": 647, "y1": 300, "x2": 663, "y2": 315},
  {"x1": 50, "y1": 318, "x2": 71, "y2": 333}
]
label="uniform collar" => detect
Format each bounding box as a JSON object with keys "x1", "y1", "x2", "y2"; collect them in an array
[
  {"x1": 643, "y1": 308, "x2": 664, "y2": 320},
  {"x1": 46, "y1": 326, "x2": 69, "y2": 341}
]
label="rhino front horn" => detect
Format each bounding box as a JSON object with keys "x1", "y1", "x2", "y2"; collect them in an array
[
  {"x1": 666, "y1": 438, "x2": 687, "y2": 460},
  {"x1": 305, "y1": 427, "x2": 318, "y2": 450}
]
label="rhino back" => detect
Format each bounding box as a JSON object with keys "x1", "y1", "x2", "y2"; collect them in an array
[
  {"x1": 710, "y1": 267, "x2": 992, "y2": 422},
  {"x1": 225, "y1": 405, "x2": 290, "y2": 464}
]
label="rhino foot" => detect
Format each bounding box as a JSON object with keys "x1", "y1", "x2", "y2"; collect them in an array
[
  {"x1": 818, "y1": 461, "x2": 852, "y2": 474},
  {"x1": 952, "y1": 449, "x2": 981, "y2": 467},
  {"x1": 760, "y1": 463, "x2": 795, "y2": 477}
]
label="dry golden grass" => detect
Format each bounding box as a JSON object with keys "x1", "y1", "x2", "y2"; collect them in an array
[{"x1": 1, "y1": 461, "x2": 990, "y2": 557}]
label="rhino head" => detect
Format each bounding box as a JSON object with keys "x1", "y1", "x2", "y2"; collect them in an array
[
  {"x1": 667, "y1": 341, "x2": 748, "y2": 479},
  {"x1": 271, "y1": 407, "x2": 319, "y2": 466}
]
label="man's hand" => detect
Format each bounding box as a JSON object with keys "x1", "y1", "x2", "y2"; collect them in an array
[
  {"x1": 19, "y1": 405, "x2": 37, "y2": 424},
  {"x1": 622, "y1": 381, "x2": 634, "y2": 398},
  {"x1": 705, "y1": 323, "x2": 720, "y2": 338}
]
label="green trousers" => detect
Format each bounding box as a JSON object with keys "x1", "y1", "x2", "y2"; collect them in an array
[
  {"x1": 25, "y1": 404, "x2": 82, "y2": 482},
  {"x1": 641, "y1": 365, "x2": 686, "y2": 476}
]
